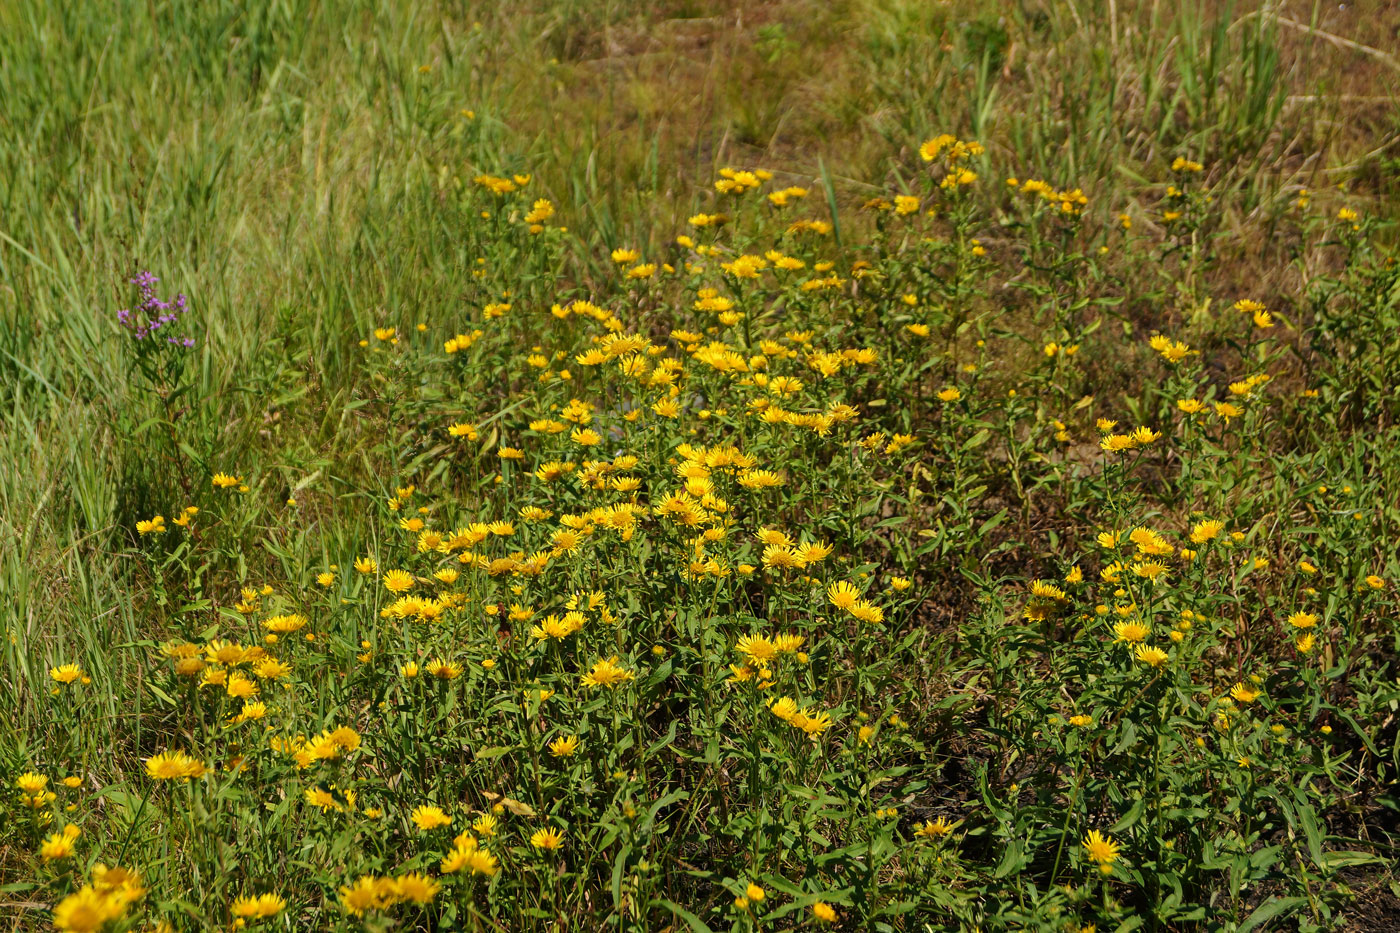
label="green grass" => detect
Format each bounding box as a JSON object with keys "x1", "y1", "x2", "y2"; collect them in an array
[{"x1": 3, "y1": 0, "x2": 1400, "y2": 930}]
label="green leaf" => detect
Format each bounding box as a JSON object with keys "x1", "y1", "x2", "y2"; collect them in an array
[
  {"x1": 1320, "y1": 850, "x2": 1383, "y2": 870},
  {"x1": 654, "y1": 898, "x2": 715, "y2": 933},
  {"x1": 1298, "y1": 802, "x2": 1324, "y2": 867},
  {"x1": 472, "y1": 746, "x2": 514, "y2": 761},
  {"x1": 977, "y1": 508, "x2": 1008, "y2": 537},
  {"x1": 1111, "y1": 796, "x2": 1146, "y2": 833},
  {"x1": 1237, "y1": 896, "x2": 1305, "y2": 933},
  {"x1": 146, "y1": 683, "x2": 178, "y2": 708},
  {"x1": 993, "y1": 839, "x2": 1026, "y2": 878},
  {"x1": 962, "y1": 428, "x2": 991, "y2": 451}
]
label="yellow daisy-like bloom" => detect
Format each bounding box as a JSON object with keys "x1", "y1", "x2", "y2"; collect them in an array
[
  {"x1": 52, "y1": 886, "x2": 123, "y2": 933},
  {"x1": 812, "y1": 902, "x2": 838, "y2": 923},
  {"x1": 1134, "y1": 646, "x2": 1169, "y2": 668},
  {"x1": 1229, "y1": 683, "x2": 1261, "y2": 704},
  {"x1": 1190, "y1": 519, "x2": 1225, "y2": 543},
  {"x1": 1131, "y1": 426, "x2": 1161, "y2": 445},
  {"x1": 745, "y1": 883, "x2": 766, "y2": 903},
  {"x1": 1082, "y1": 829, "x2": 1120, "y2": 866},
  {"x1": 40, "y1": 824, "x2": 81, "y2": 861},
  {"x1": 425, "y1": 658, "x2": 462, "y2": 680},
  {"x1": 16, "y1": 772, "x2": 48, "y2": 795},
  {"x1": 50, "y1": 664, "x2": 85, "y2": 685},
  {"x1": 212, "y1": 472, "x2": 242, "y2": 488},
  {"x1": 769, "y1": 696, "x2": 800, "y2": 722},
  {"x1": 581, "y1": 656, "x2": 635, "y2": 689},
  {"x1": 774, "y1": 633, "x2": 805, "y2": 654},
  {"x1": 915, "y1": 817, "x2": 955, "y2": 838},
  {"x1": 337, "y1": 875, "x2": 386, "y2": 915},
  {"x1": 1149, "y1": 334, "x2": 1191, "y2": 363},
  {"x1": 735, "y1": 634, "x2": 777, "y2": 664},
  {"x1": 411, "y1": 805, "x2": 453, "y2": 831},
  {"x1": 548, "y1": 735, "x2": 581, "y2": 757},
  {"x1": 232, "y1": 893, "x2": 287, "y2": 919},
  {"x1": 393, "y1": 872, "x2": 441, "y2": 904},
  {"x1": 305, "y1": 787, "x2": 341, "y2": 811},
  {"x1": 1215, "y1": 401, "x2": 1243, "y2": 421},
  {"x1": 848, "y1": 600, "x2": 885, "y2": 624},
  {"x1": 1287, "y1": 611, "x2": 1318, "y2": 629},
  {"x1": 382, "y1": 569, "x2": 414, "y2": 593},
  {"x1": 145, "y1": 750, "x2": 206, "y2": 781},
  {"x1": 920, "y1": 134, "x2": 955, "y2": 161},
  {"x1": 531, "y1": 827, "x2": 565, "y2": 851}
]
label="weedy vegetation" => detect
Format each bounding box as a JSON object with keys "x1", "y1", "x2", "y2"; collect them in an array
[{"x1": 2, "y1": 0, "x2": 1400, "y2": 931}]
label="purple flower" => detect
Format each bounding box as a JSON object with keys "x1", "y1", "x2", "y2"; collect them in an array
[{"x1": 117, "y1": 270, "x2": 194, "y2": 348}]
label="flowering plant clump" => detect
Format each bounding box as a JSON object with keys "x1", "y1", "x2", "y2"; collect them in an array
[
  {"x1": 7, "y1": 15, "x2": 1400, "y2": 931},
  {"x1": 116, "y1": 271, "x2": 193, "y2": 347}
]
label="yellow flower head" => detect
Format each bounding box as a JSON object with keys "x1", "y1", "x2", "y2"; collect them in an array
[{"x1": 1082, "y1": 829, "x2": 1120, "y2": 865}]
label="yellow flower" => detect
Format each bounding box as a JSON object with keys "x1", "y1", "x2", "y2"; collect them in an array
[
  {"x1": 581, "y1": 656, "x2": 635, "y2": 689},
  {"x1": 1190, "y1": 519, "x2": 1225, "y2": 543},
  {"x1": 40, "y1": 824, "x2": 81, "y2": 861},
  {"x1": 1134, "y1": 646, "x2": 1169, "y2": 668},
  {"x1": 232, "y1": 893, "x2": 287, "y2": 918},
  {"x1": 812, "y1": 902, "x2": 838, "y2": 923},
  {"x1": 393, "y1": 872, "x2": 441, "y2": 904},
  {"x1": 382, "y1": 569, "x2": 414, "y2": 593},
  {"x1": 17, "y1": 772, "x2": 49, "y2": 794},
  {"x1": 411, "y1": 805, "x2": 453, "y2": 831},
  {"x1": 915, "y1": 817, "x2": 955, "y2": 838},
  {"x1": 1149, "y1": 335, "x2": 1191, "y2": 363},
  {"x1": 50, "y1": 664, "x2": 85, "y2": 685},
  {"x1": 735, "y1": 635, "x2": 777, "y2": 664},
  {"x1": 1082, "y1": 829, "x2": 1120, "y2": 867},
  {"x1": 52, "y1": 886, "x2": 124, "y2": 933},
  {"x1": 1114, "y1": 616, "x2": 1148, "y2": 638},
  {"x1": 145, "y1": 750, "x2": 206, "y2": 781},
  {"x1": 1229, "y1": 683, "x2": 1261, "y2": 704},
  {"x1": 548, "y1": 735, "x2": 581, "y2": 757},
  {"x1": 135, "y1": 516, "x2": 166, "y2": 534},
  {"x1": 425, "y1": 658, "x2": 462, "y2": 680},
  {"x1": 1131, "y1": 426, "x2": 1161, "y2": 445},
  {"x1": 531, "y1": 827, "x2": 565, "y2": 851},
  {"x1": 1214, "y1": 402, "x2": 1243, "y2": 422}
]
